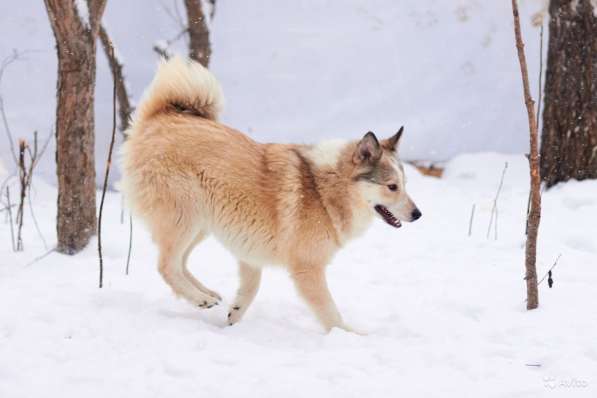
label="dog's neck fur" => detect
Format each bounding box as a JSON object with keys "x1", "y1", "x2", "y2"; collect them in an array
[{"x1": 299, "y1": 140, "x2": 374, "y2": 245}]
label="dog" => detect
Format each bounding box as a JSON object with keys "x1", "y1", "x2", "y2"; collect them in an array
[{"x1": 121, "y1": 57, "x2": 422, "y2": 332}]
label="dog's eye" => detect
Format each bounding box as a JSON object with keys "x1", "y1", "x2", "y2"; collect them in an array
[{"x1": 387, "y1": 184, "x2": 398, "y2": 192}]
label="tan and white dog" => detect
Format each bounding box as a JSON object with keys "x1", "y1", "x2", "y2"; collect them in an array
[{"x1": 121, "y1": 57, "x2": 421, "y2": 332}]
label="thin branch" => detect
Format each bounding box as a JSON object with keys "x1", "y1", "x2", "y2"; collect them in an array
[
  {"x1": 512, "y1": 0, "x2": 541, "y2": 310},
  {"x1": 538, "y1": 254, "x2": 562, "y2": 286},
  {"x1": 26, "y1": 130, "x2": 51, "y2": 250},
  {"x1": 468, "y1": 203, "x2": 475, "y2": 237},
  {"x1": 125, "y1": 214, "x2": 133, "y2": 275},
  {"x1": 98, "y1": 41, "x2": 119, "y2": 289},
  {"x1": 16, "y1": 139, "x2": 27, "y2": 251},
  {"x1": 0, "y1": 172, "x2": 15, "y2": 202},
  {"x1": 6, "y1": 187, "x2": 15, "y2": 251},
  {"x1": 0, "y1": 50, "x2": 27, "y2": 167},
  {"x1": 0, "y1": 204, "x2": 16, "y2": 213},
  {"x1": 487, "y1": 162, "x2": 508, "y2": 239},
  {"x1": 27, "y1": 191, "x2": 48, "y2": 250},
  {"x1": 25, "y1": 248, "x2": 56, "y2": 267},
  {"x1": 120, "y1": 194, "x2": 125, "y2": 224},
  {"x1": 99, "y1": 24, "x2": 133, "y2": 136},
  {"x1": 152, "y1": 28, "x2": 188, "y2": 60},
  {"x1": 153, "y1": 44, "x2": 172, "y2": 60}
]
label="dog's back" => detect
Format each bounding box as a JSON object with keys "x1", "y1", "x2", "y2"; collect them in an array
[{"x1": 121, "y1": 57, "x2": 300, "y2": 266}]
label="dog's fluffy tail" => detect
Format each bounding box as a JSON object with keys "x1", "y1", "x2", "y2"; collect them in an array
[{"x1": 128, "y1": 56, "x2": 224, "y2": 132}]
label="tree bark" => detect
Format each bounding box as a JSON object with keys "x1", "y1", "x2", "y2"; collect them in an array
[
  {"x1": 44, "y1": 0, "x2": 107, "y2": 254},
  {"x1": 541, "y1": 0, "x2": 597, "y2": 188},
  {"x1": 183, "y1": 0, "x2": 211, "y2": 67},
  {"x1": 512, "y1": 0, "x2": 541, "y2": 310}
]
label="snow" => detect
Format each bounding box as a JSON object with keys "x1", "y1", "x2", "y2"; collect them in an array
[
  {"x1": 1, "y1": 153, "x2": 596, "y2": 397},
  {"x1": 0, "y1": 0, "x2": 548, "y2": 185},
  {"x1": 74, "y1": 0, "x2": 90, "y2": 29}
]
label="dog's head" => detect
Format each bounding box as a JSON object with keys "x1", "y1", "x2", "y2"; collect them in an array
[{"x1": 351, "y1": 127, "x2": 421, "y2": 228}]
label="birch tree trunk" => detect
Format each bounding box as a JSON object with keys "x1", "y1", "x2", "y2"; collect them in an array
[{"x1": 44, "y1": 0, "x2": 107, "y2": 254}]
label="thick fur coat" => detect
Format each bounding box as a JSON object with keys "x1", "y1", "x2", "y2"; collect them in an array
[{"x1": 121, "y1": 57, "x2": 421, "y2": 332}]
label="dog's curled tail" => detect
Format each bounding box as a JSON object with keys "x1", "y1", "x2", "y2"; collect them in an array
[{"x1": 129, "y1": 56, "x2": 224, "y2": 132}]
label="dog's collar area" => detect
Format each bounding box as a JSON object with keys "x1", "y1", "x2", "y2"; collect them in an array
[{"x1": 374, "y1": 205, "x2": 402, "y2": 228}]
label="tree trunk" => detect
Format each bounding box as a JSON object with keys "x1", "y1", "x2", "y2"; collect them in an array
[
  {"x1": 541, "y1": 0, "x2": 597, "y2": 188},
  {"x1": 184, "y1": 0, "x2": 211, "y2": 67},
  {"x1": 44, "y1": 0, "x2": 107, "y2": 254}
]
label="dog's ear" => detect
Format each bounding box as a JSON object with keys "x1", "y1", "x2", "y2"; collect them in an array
[
  {"x1": 382, "y1": 126, "x2": 404, "y2": 152},
  {"x1": 353, "y1": 131, "x2": 382, "y2": 164}
]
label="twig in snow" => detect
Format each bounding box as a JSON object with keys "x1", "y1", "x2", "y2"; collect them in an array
[
  {"x1": 538, "y1": 254, "x2": 562, "y2": 286},
  {"x1": 468, "y1": 203, "x2": 476, "y2": 237},
  {"x1": 25, "y1": 248, "x2": 56, "y2": 267},
  {"x1": 16, "y1": 139, "x2": 27, "y2": 251},
  {"x1": 98, "y1": 40, "x2": 118, "y2": 289},
  {"x1": 120, "y1": 194, "x2": 125, "y2": 224},
  {"x1": 6, "y1": 187, "x2": 15, "y2": 251},
  {"x1": 487, "y1": 162, "x2": 508, "y2": 240},
  {"x1": 27, "y1": 192, "x2": 48, "y2": 250},
  {"x1": 14, "y1": 131, "x2": 49, "y2": 251},
  {"x1": 24, "y1": 130, "x2": 51, "y2": 250},
  {"x1": 125, "y1": 214, "x2": 133, "y2": 275},
  {"x1": 494, "y1": 207, "x2": 499, "y2": 240}
]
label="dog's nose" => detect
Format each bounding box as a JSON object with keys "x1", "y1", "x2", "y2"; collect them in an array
[{"x1": 411, "y1": 208, "x2": 422, "y2": 221}]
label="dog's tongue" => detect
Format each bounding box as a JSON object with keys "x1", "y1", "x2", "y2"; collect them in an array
[{"x1": 374, "y1": 205, "x2": 402, "y2": 228}]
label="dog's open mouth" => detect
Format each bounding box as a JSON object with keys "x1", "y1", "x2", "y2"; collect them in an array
[{"x1": 374, "y1": 205, "x2": 402, "y2": 228}]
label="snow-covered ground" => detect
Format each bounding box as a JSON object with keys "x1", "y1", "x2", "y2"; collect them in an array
[{"x1": 1, "y1": 153, "x2": 596, "y2": 397}]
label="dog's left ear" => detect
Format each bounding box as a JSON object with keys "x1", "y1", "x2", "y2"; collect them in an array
[{"x1": 382, "y1": 126, "x2": 404, "y2": 152}]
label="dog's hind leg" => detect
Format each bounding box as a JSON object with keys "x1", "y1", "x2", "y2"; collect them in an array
[
  {"x1": 156, "y1": 227, "x2": 221, "y2": 309},
  {"x1": 182, "y1": 232, "x2": 222, "y2": 301},
  {"x1": 227, "y1": 261, "x2": 262, "y2": 325}
]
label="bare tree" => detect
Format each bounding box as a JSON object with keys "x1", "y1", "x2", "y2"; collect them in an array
[
  {"x1": 44, "y1": 0, "x2": 107, "y2": 254},
  {"x1": 512, "y1": 0, "x2": 541, "y2": 310},
  {"x1": 541, "y1": 0, "x2": 597, "y2": 187},
  {"x1": 183, "y1": 0, "x2": 212, "y2": 66},
  {"x1": 99, "y1": 25, "x2": 133, "y2": 135}
]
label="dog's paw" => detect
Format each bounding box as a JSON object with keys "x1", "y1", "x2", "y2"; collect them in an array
[
  {"x1": 196, "y1": 295, "x2": 220, "y2": 309},
  {"x1": 227, "y1": 305, "x2": 243, "y2": 325}
]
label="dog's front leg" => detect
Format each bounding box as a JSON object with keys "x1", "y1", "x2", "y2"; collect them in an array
[
  {"x1": 228, "y1": 261, "x2": 262, "y2": 326},
  {"x1": 290, "y1": 263, "x2": 347, "y2": 333}
]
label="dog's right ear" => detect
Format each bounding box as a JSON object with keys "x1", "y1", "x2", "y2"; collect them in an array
[{"x1": 353, "y1": 131, "x2": 382, "y2": 164}]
